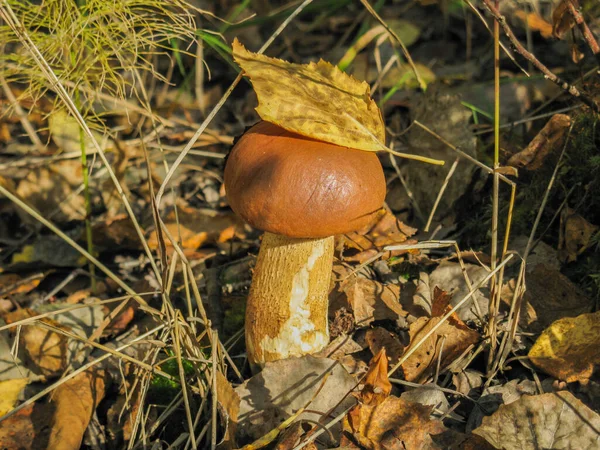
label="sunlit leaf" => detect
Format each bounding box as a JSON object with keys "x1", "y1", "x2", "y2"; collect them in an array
[
  {"x1": 232, "y1": 38, "x2": 385, "y2": 151},
  {"x1": 528, "y1": 311, "x2": 600, "y2": 382}
]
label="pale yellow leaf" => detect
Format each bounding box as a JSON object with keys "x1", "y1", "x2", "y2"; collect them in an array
[
  {"x1": 0, "y1": 378, "x2": 28, "y2": 416},
  {"x1": 232, "y1": 38, "x2": 385, "y2": 152},
  {"x1": 528, "y1": 311, "x2": 600, "y2": 382}
]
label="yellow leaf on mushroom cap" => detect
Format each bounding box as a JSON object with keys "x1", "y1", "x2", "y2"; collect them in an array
[{"x1": 232, "y1": 38, "x2": 386, "y2": 151}]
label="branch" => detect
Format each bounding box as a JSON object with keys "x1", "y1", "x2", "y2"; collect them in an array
[
  {"x1": 480, "y1": 0, "x2": 599, "y2": 112},
  {"x1": 566, "y1": 0, "x2": 600, "y2": 66}
]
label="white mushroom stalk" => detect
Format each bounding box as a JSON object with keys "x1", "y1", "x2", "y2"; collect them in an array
[{"x1": 245, "y1": 233, "x2": 334, "y2": 365}]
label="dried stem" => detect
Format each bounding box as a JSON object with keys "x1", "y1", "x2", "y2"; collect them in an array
[
  {"x1": 566, "y1": 0, "x2": 600, "y2": 63},
  {"x1": 358, "y1": 0, "x2": 426, "y2": 90},
  {"x1": 480, "y1": 0, "x2": 598, "y2": 112}
]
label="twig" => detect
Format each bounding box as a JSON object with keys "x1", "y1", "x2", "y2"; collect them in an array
[
  {"x1": 480, "y1": 0, "x2": 598, "y2": 112},
  {"x1": 462, "y1": 0, "x2": 529, "y2": 76},
  {"x1": 566, "y1": 0, "x2": 600, "y2": 66},
  {"x1": 495, "y1": 124, "x2": 575, "y2": 371}
]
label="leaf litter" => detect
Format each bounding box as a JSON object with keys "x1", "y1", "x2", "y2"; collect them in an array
[{"x1": 1, "y1": 1, "x2": 600, "y2": 449}]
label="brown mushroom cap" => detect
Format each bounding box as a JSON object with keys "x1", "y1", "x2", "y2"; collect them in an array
[{"x1": 224, "y1": 121, "x2": 386, "y2": 238}]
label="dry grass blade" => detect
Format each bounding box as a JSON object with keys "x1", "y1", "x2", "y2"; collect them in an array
[
  {"x1": 0, "y1": 295, "x2": 154, "y2": 333},
  {"x1": 32, "y1": 320, "x2": 177, "y2": 381},
  {"x1": 344, "y1": 113, "x2": 445, "y2": 165},
  {"x1": 0, "y1": 183, "x2": 152, "y2": 308},
  {"x1": 358, "y1": 0, "x2": 426, "y2": 91},
  {"x1": 0, "y1": 1, "x2": 162, "y2": 284},
  {"x1": 388, "y1": 254, "x2": 514, "y2": 376},
  {"x1": 425, "y1": 157, "x2": 460, "y2": 232},
  {"x1": 155, "y1": 0, "x2": 315, "y2": 207},
  {"x1": 0, "y1": 323, "x2": 167, "y2": 423},
  {"x1": 0, "y1": 74, "x2": 44, "y2": 152}
]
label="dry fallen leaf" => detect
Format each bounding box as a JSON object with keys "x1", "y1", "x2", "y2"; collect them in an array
[
  {"x1": 16, "y1": 160, "x2": 86, "y2": 223},
  {"x1": 473, "y1": 391, "x2": 600, "y2": 450},
  {"x1": 147, "y1": 200, "x2": 243, "y2": 258},
  {"x1": 558, "y1": 207, "x2": 599, "y2": 263},
  {"x1": 342, "y1": 349, "x2": 446, "y2": 449},
  {"x1": 0, "y1": 273, "x2": 44, "y2": 297},
  {"x1": 341, "y1": 350, "x2": 444, "y2": 450},
  {"x1": 216, "y1": 371, "x2": 240, "y2": 450},
  {"x1": 340, "y1": 208, "x2": 418, "y2": 264},
  {"x1": 232, "y1": 38, "x2": 385, "y2": 151},
  {"x1": 402, "y1": 313, "x2": 479, "y2": 383},
  {"x1": 365, "y1": 327, "x2": 405, "y2": 365},
  {"x1": 466, "y1": 379, "x2": 537, "y2": 433},
  {"x1": 528, "y1": 310, "x2": 600, "y2": 382},
  {"x1": 501, "y1": 263, "x2": 593, "y2": 333},
  {"x1": 0, "y1": 378, "x2": 28, "y2": 416},
  {"x1": 360, "y1": 348, "x2": 392, "y2": 405},
  {"x1": 329, "y1": 275, "x2": 407, "y2": 327},
  {"x1": 235, "y1": 356, "x2": 356, "y2": 445},
  {"x1": 47, "y1": 367, "x2": 107, "y2": 450},
  {"x1": 342, "y1": 395, "x2": 446, "y2": 449},
  {"x1": 552, "y1": 0, "x2": 577, "y2": 39},
  {"x1": 0, "y1": 402, "x2": 53, "y2": 449},
  {"x1": 4, "y1": 309, "x2": 69, "y2": 379},
  {"x1": 507, "y1": 114, "x2": 571, "y2": 170}
]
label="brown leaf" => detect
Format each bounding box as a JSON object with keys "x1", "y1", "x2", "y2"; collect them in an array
[
  {"x1": 401, "y1": 315, "x2": 479, "y2": 382},
  {"x1": 47, "y1": 367, "x2": 107, "y2": 450},
  {"x1": 147, "y1": 201, "x2": 243, "y2": 257},
  {"x1": 528, "y1": 311, "x2": 600, "y2": 382},
  {"x1": 552, "y1": 0, "x2": 578, "y2": 39},
  {"x1": 473, "y1": 391, "x2": 600, "y2": 449},
  {"x1": 0, "y1": 403, "x2": 53, "y2": 449},
  {"x1": 365, "y1": 327, "x2": 405, "y2": 366},
  {"x1": 558, "y1": 207, "x2": 599, "y2": 263},
  {"x1": 235, "y1": 356, "x2": 356, "y2": 444},
  {"x1": 501, "y1": 264, "x2": 593, "y2": 333},
  {"x1": 216, "y1": 371, "x2": 240, "y2": 450},
  {"x1": 342, "y1": 396, "x2": 446, "y2": 449},
  {"x1": 340, "y1": 209, "x2": 417, "y2": 264},
  {"x1": 4, "y1": 309, "x2": 69, "y2": 378},
  {"x1": 361, "y1": 348, "x2": 392, "y2": 405},
  {"x1": 15, "y1": 160, "x2": 85, "y2": 223},
  {"x1": 0, "y1": 273, "x2": 44, "y2": 297},
  {"x1": 507, "y1": 114, "x2": 571, "y2": 170},
  {"x1": 329, "y1": 275, "x2": 407, "y2": 327},
  {"x1": 430, "y1": 287, "x2": 452, "y2": 318}
]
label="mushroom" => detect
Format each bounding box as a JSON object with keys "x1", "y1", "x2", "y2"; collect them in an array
[{"x1": 224, "y1": 121, "x2": 386, "y2": 365}]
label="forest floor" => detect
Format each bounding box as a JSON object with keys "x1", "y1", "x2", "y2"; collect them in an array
[{"x1": 0, "y1": 0, "x2": 599, "y2": 449}]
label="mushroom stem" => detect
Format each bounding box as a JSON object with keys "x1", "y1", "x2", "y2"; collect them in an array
[{"x1": 245, "y1": 232, "x2": 334, "y2": 365}]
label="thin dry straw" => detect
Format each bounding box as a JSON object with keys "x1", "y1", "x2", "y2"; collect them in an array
[
  {"x1": 0, "y1": 323, "x2": 167, "y2": 423},
  {"x1": 0, "y1": 2, "x2": 163, "y2": 284}
]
